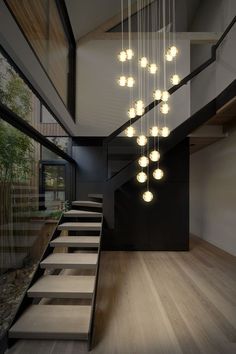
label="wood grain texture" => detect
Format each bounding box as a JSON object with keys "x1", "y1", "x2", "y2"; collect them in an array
[
  {"x1": 7, "y1": 236, "x2": 236, "y2": 354},
  {"x1": 6, "y1": 0, "x2": 69, "y2": 103}
]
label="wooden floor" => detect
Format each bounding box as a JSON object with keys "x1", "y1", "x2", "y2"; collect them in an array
[{"x1": 6, "y1": 236, "x2": 236, "y2": 354}]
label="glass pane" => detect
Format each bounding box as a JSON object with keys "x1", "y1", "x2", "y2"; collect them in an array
[
  {"x1": 0, "y1": 119, "x2": 67, "y2": 337},
  {"x1": 6, "y1": 0, "x2": 69, "y2": 105},
  {"x1": 0, "y1": 50, "x2": 71, "y2": 154},
  {"x1": 43, "y1": 165, "x2": 65, "y2": 210}
]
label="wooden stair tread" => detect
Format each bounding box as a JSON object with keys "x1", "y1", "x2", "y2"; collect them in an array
[
  {"x1": 51, "y1": 236, "x2": 100, "y2": 247},
  {"x1": 40, "y1": 253, "x2": 98, "y2": 269},
  {"x1": 88, "y1": 194, "x2": 103, "y2": 198},
  {"x1": 9, "y1": 305, "x2": 91, "y2": 339},
  {"x1": 27, "y1": 275, "x2": 95, "y2": 298},
  {"x1": 64, "y1": 210, "x2": 102, "y2": 217},
  {"x1": 72, "y1": 200, "x2": 102, "y2": 207},
  {"x1": 58, "y1": 222, "x2": 102, "y2": 231}
]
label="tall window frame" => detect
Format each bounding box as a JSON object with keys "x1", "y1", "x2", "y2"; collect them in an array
[{"x1": 4, "y1": 0, "x2": 76, "y2": 118}]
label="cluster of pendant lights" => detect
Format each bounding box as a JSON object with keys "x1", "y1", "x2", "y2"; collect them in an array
[{"x1": 117, "y1": 0, "x2": 180, "y2": 202}]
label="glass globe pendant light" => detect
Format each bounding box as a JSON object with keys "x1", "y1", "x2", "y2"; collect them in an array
[
  {"x1": 160, "y1": 103, "x2": 170, "y2": 114},
  {"x1": 139, "y1": 57, "x2": 148, "y2": 68},
  {"x1": 162, "y1": 90, "x2": 170, "y2": 102},
  {"x1": 118, "y1": 50, "x2": 127, "y2": 62},
  {"x1": 150, "y1": 126, "x2": 159, "y2": 137},
  {"x1": 170, "y1": 46, "x2": 178, "y2": 57},
  {"x1": 118, "y1": 76, "x2": 127, "y2": 87},
  {"x1": 153, "y1": 89, "x2": 162, "y2": 100},
  {"x1": 127, "y1": 107, "x2": 136, "y2": 118},
  {"x1": 153, "y1": 168, "x2": 164, "y2": 180},
  {"x1": 138, "y1": 156, "x2": 149, "y2": 167},
  {"x1": 161, "y1": 126, "x2": 170, "y2": 137},
  {"x1": 143, "y1": 190, "x2": 153, "y2": 202},
  {"x1": 149, "y1": 150, "x2": 160, "y2": 162},
  {"x1": 137, "y1": 171, "x2": 147, "y2": 183},
  {"x1": 137, "y1": 135, "x2": 147, "y2": 146},
  {"x1": 126, "y1": 48, "x2": 134, "y2": 60},
  {"x1": 125, "y1": 126, "x2": 135, "y2": 137},
  {"x1": 136, "y1": 107, "x2": 144, "y2": 116},
  {"x1": 148, "y1": 63, "x2": 158, "y2": 74},
  {"x1": 135, "y1": 100, "x2": 145, "y2": 116},
  {"x1": 165, "y1": 50, "x2": 173, "y2": 62},
  {"x1": 127, "y1": 77, "x2": 135, "y2": 87},
  {"x1": 170, "y1": 74, "x2": 180, "y2": 85}
]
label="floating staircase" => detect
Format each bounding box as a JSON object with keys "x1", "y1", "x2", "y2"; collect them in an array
[{"x1": 8, "y1": 194, "x2": 103, "y2": 350}]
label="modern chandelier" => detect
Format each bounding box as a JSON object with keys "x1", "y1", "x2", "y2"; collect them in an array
[{"x1": 116, "y1": 0, "x2": 180, "y2": 202}]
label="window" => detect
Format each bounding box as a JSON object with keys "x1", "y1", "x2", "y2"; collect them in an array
[
  {"x1": 42, "y1": 164, "x2": 66, "y2": 210},
  {"x1": 0, "y1": 49, "x2": 72, "y2": 155},
  {"x1": 5, "y1": 0, "x2": 75, "y2": 115}
]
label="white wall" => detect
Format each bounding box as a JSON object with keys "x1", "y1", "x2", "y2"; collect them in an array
[
  {"x1": 190, "y1": 130, "x2": 236, "y2": 256},
  {"x1": 190, "y1": 0, "x2": 236, "y2": 114},
  {"x1": 76, "y1": 39, "x2": 190, "y2": 136}
]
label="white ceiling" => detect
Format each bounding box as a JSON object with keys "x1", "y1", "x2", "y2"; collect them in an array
[
  {"x1": 65, "y1": 0, "x2": 136, "y2": 40},
  {"x1": 65, "y1": 0, "x2": 201, "y2": 40}
]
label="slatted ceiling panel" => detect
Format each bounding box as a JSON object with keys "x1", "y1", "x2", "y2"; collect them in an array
[
  {"x1": 6, "y1": 0, "x2": 68, "y2": 104},
  {"x1": 36, "y1": 123, "x2": 68, "y2": 136},
  {"x1": 48, "y1": 0, "x2": 68, "y2": 104},
  {"x1": 7, "y1": 0, "x2": 48, "y2": 67}
]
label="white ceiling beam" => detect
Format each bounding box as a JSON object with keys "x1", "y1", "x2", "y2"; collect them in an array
[{"x1": 79, "y1": 32, "x2": 221, "y2": 44}]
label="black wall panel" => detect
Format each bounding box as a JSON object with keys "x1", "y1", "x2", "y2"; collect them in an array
[
  {"x1": 73, "y1": 137, "x2": 189, "y2": 251},
  {"x1": 103, "y1": 139, "x2": 189, "y2": 251},
  {"x1": 72, "y1": 138, "x2": 105, "y2": 199}
]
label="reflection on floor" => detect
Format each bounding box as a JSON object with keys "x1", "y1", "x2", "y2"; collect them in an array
[{"x1": 6, "y1": 236, "x2": 236, "y2": 354}]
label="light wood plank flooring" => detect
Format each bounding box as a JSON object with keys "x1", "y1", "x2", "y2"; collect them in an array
[{"x1": 6, "y1": 236, "x2": 236, "y2": 354}]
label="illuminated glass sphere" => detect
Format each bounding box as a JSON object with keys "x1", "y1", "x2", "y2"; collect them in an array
[
  {"x1": 135, "y1": 100, "x2": 145, "y2": 109},
  {"x1": 160, "y1": 103, "x2": 170, "y2": 114},
  {"x1": 126, "y1": 48, "x2": 134, "y2": 60},
  {"x1": 118, "y1": 50, "x2": 127, "y2": 62},
  {"x1": 162, "y1": 90, "x2": 170, "y2": 102},
  {"x1": 161, "y1": 126, "x2": 170, "y2": 137},
  {"x1": 137, "y1": 171, "x2": 147, "y2": 183},
  {"x1": 125, "y1": 126, "x2": 135, "y2": 137},
  {"x1": 153, "y1": 89, "x2": 162, "y2": 100},
  {"x1": 135, "y1": 100, "x2": 145, "y2": 116},
  {"x1": 127, "y1": 77, "x2": 135, "y2": 87},
  {"x1": 149, "y1": 150, "x2": 160, "y2": 162},
  {"x1": 137, "y1": 135, "x2": 147, "y2": 146},
  {"x1": 165, "y1": 51, "x2": 173, "y2": 62},
  {"x1": 139, "y1": 57, "x2": 148, "y2": 68},
  {"x1": 127, "y1": 107, "x2": 136, "y2": 119},
  {"x1": 170, "y1": 74, "x2": 180, "y2": 85},
  {"x1": 170, "y1": 46, "x2": 178, "y2": 57},
  {"x1": 143, "y1": 190, "x2": 153, "y2": 202},
  {"x1": 153, "y1": 168, "x2": 164, "y2": 180},
  {"x1": 138, "y1": 156, "x2": 149, "y2": 167},
  {"x1": 136, "y1": 107, "x2": 145, "y2": 116},
  {"x1": 148, "y1": 63, "x2": 158, "y2": 74},
  {"x1": 118, "y1": 76, "x2": 127, "y2": 86},
  {"x1": 150, "y1": 126, "x2": 159, "y2": 137}
]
